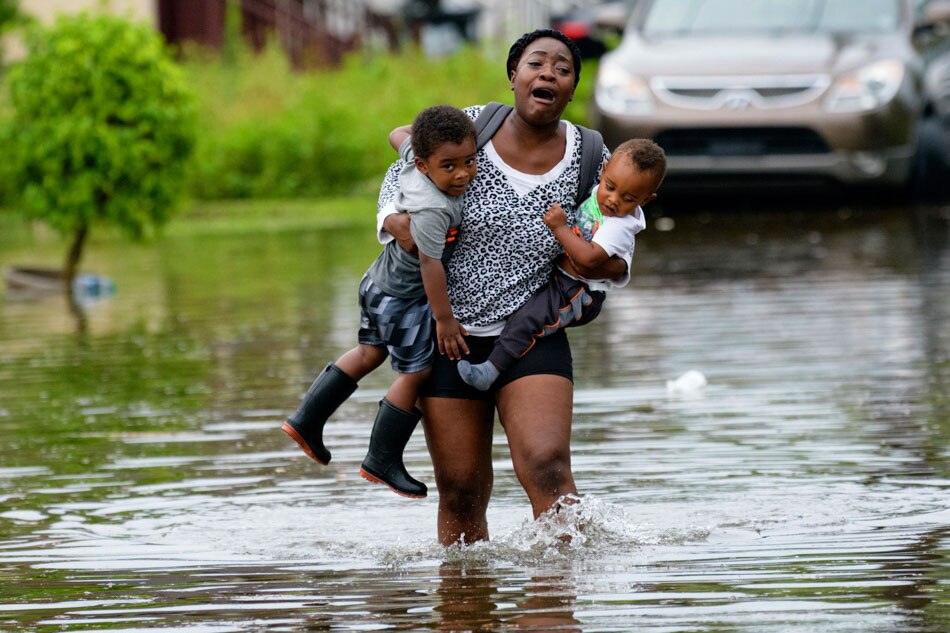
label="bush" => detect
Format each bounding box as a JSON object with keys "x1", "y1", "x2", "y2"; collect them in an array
[
  {"x1": 4, "y1": 12, "x2": 196, "y2": 280},
  {"x1": 0, "y1": 0, "x2": 22, "y2": 43},
  {"x1": 182, "y1": 41, "x2": 597, "y2": 199}
]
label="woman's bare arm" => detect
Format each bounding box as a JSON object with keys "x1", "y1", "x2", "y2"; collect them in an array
[
  {"x1": 389, "y1": 125, "x2": 412, "y2": 152},
  {"x1": 382, "y1": 212, "x2": 416, "y2": 255},
  {"x1": 580, "y1": 255, "x2": 627, "y2": 280}
]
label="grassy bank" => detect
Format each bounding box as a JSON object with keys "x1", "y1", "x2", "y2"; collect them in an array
[
  {"x1": 164, "y1": 194, "x2": 378, "y2": 237},
  {"x1": 178, "y1": 40, "x2": 596, "y2": 200},
  {"x1": 0, "y1": 194, "x2": 379, "y2": 254}
]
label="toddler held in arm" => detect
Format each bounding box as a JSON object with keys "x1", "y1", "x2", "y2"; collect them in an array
[
  {"x1": 281, "y1": 105, "x2": 476, "y2": 498},
  {"x1": 458, "y1": 138, "x2": 666, "y2": 390}
]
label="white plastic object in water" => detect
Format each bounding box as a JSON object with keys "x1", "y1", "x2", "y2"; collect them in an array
[{"x1": 666, "y1": 370, "x2": 707, "y2": 395}]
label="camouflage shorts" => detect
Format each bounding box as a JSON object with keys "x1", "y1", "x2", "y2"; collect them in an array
[{"x1": 357, "y1": 275, "x2": 434, "y2": 374}]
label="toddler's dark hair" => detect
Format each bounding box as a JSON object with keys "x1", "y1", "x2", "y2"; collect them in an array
[
  {"x1": 507, "y1": 29, "x2": 582, "y2": 87},
  {"x1": 613, "y1": 139, "x2": 668, "y2": 190},
  {"x1": 411, "y1": 105, "x2": 477, "y2": 159}
]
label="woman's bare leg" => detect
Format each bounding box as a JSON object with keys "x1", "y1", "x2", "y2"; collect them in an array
[
  {"x1": 496, "y1": 374, "x2": 577, "y2": 518},
  {"x1": 421, "y1": 396, "x2": 495, "y2": 545}
]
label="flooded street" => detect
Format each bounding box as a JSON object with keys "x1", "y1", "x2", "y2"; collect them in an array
[{"x1": 0, "y1": 200, "x2": 947, "y2": 632}]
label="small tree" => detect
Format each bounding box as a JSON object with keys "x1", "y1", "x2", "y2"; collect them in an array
[{"x1": 5, "y1": 12, "x2": 196, "y2": 291}]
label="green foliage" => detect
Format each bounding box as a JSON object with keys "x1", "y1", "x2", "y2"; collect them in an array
[
  {"x1": 0, "y1": 0, "x2": 28, "y2": 70},
  {"x1": 221, "y1": 0, "x2": 242, "y2": 66},
  {"x1": 0, "y1": 31, "x2": 599, "y2": 205},
  {"x1": 4, "y1": 12, "x2": 196, "y2": 240},
  {"x1": 0, "y1": 0, "x2": 20, "y2": 34},
  {"x1": 181, "y1": 42, "x2": 521, "y2": 199}
]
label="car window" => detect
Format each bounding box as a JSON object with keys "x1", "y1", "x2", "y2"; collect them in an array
[{"x1": 642, "y1": 0, "x2": 902, "y2": 35}]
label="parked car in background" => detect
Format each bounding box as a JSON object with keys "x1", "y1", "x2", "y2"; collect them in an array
[
  {"x1": 589, "y1": 0, "x2": 950, "y2": 192},
  {"x1": 551, "y1": 1, "x2": 635, "y2": 58}
]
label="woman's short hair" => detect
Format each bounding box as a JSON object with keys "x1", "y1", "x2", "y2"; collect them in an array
[
  {"x1": 411, "y1": 105, "x2": 477, "y2": 159},
  {"x1": 506, "y1": 29, "x2": 582, "y2": 87}
]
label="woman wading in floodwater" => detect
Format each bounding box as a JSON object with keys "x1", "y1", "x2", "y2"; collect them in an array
[{"x1": 377, "y1": 29, "x2": 630, "y2": 544}]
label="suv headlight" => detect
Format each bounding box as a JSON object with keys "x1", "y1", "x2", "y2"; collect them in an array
[
  {"x1": 595, "y1": 60, "x2": 655, "y2": 116},
  {"x1": 824, "y1": 60, "x2": 905, "y2": 113}
]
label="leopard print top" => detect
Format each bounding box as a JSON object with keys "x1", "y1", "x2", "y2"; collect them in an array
[{"x1": 377, "y1": 105, "x2": 609, "y2": 328}]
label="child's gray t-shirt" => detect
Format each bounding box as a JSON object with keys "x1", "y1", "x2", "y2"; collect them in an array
[{"x1": 367, "y1": 138, "x2": 464, "y2": 299}]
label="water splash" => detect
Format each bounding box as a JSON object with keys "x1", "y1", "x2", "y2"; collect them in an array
[
  {"x1": 374, "y1": 495, "x2": 711, "y2": 569},
  {"x1": 494, "y1": 495, "x2": 710, "y2": 560}
]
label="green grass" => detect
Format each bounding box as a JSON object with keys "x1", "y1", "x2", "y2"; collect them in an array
[
  {"x1": 0, "y1": 194, "x2": 379, "y2": 253},
  {"x1": 164, "y1": 194, "x2": 378, "y2": 237},
  {"x1": 177, "y1": 41, "x2": 597, "y2": 200},
  {"x1": 179, "y1": 41, "x2": 517, "y2": 200}
]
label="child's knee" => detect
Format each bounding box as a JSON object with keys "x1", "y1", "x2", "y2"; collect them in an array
[{"x1": 358, "y1": 344, "x2": 388, "y2": 368}]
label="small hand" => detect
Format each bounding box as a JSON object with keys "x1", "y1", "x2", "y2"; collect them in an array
[
  {"x1": 543, "y1": 204, "x2": 569, "y2": 230},
  {"x1": 436, "y1": 317, "x2": 469, "y2": 360}
]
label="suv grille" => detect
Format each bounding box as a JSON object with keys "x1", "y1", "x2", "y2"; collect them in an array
[
  {"x1": 652, "y1": 75, "x2": 829, "y2": 110},
  {"x1": 654, "y1": 128, "x2": 831, "y2": 156}
]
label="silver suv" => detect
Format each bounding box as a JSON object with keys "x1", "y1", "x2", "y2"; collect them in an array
[{"x1": 589, "y1": 0, "x2": 950, "y2": 189}]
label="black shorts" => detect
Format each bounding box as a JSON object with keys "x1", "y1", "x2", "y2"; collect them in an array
[{"x1": 421, "y1": 328, "x2": 573, "y2": 401}]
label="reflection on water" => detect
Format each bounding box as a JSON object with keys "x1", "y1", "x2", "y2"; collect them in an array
[{"x1": 0, "y1": 203, "x2": 947, "y2": 631}]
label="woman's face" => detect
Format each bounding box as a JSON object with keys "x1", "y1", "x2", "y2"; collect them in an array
[{"x1": 509, "y1": 37, "x2": 576, "y2": 125}]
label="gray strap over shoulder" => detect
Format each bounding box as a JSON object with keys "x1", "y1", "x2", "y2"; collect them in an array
[
  {"x1": 473, "y1": 101, "x2": 604, "y2": 205},
  {"x1": 474, "y1": 101, "x2": 511, "y2": 151},
  {"x1": 575, "y1": 125, "x2": 604, "y2": 203}
]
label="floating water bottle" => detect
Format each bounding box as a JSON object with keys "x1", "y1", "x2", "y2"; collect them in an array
[
  {"x1": 72, "y1": 274, "x2": 116, "y2": 298},
  {"x1": 666, "y1": 370, "x2": 707, "y2": 395}
]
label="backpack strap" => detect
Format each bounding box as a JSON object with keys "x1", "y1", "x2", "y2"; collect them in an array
[
  {"x1": 575, "y1": 124, "x2": 604, "y2": 205},
  {"x1": 474, "y1": 101, "x2": 511, "y2": 150},
  {"x1": 474, "y1": 101, "x2": 604, "y2": 206}
]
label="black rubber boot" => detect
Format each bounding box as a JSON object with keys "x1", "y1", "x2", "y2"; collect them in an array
[
  {"x1": 359, "y1": 399, "x2": 427, "y2": 498},
  {"x1": 281, "y1": 363, "x2": 357, "y2": 465}
]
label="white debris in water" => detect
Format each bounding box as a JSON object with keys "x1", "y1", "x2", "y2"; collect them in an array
[
  {"x1": 666, "y1": 370, "x2": 707, "y2": 396},
  {"x1": 1, "y1": 510, "x2": 47, "y2": 522}
]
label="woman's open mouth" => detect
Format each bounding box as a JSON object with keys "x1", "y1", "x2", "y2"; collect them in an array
[{"x1": 531, "y1": 87, "x2": 557, "y2": 104}]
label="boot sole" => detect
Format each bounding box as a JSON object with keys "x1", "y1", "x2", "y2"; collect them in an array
[
  {"x1": 359, "y1": 467, "x2": 427, "y2": 499},
  {"x1": 280, "y1": 422, "x2": 329, "y2": 465}
]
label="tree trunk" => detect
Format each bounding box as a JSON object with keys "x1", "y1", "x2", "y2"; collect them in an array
[{"x1": 64, "y1": 223, "x2": 88, "y2": 295}]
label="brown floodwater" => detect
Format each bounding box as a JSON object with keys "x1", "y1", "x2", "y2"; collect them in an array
[{"x1": 0, "y1": 199, "x2": 947, "y2": 632}]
